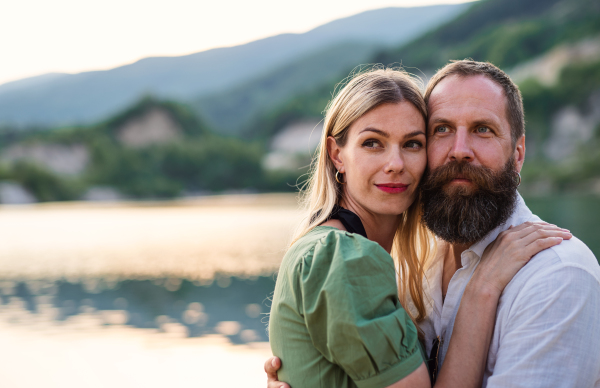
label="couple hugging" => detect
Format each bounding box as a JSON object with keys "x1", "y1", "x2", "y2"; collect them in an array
[{"x1": 265, "y1": 60, "x2": 600, "y2": 388}]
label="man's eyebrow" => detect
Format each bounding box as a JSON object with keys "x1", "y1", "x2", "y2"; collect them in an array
[
  {"x1": 359, "y1": 128, "x2": 389, "y2": 137},
  {"x1": 472, "y1": 119, "x2": 498, "y2": 127},
  {"x1": 428, "y1": 117, "x2": 448, "y2": 126},
  {"x1": 428, "y1": 117, "x2": 499, "y2": 126}
]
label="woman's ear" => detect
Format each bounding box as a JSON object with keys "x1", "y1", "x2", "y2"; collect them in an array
[{"x1": 326, "y1": 136, "x2": 344, "y2": 173}]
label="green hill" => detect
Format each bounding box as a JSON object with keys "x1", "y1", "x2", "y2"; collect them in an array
[
  {"x1": 194, "y1": 42, "x2": 378, "y2": 134},
  {"x1": 0, "y1": 99, "x2": 292, "y2": 202},
  {"x1": 374, "y1": 0, "x2": 599, "y2": 70}
]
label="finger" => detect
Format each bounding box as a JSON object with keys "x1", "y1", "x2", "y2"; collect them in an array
[
  {"x1": 268, "y1": 381, "x2": 291, "y2": 388},
  {"x1": 521, "y1": 228, "x2": 572, "y2": 247},
  {"x1": 523, "y1": 236, "x2": 564, "y2": 259},
  {"x1": 522, "y1": 225, "x2": 572, "y2": 242},
  {"x1": 509, "y1": 222, "x2": 557, "y2": 237},
  {"x1": 502, "y1": 223, "x2": 569, "y2": 241},
  {"x1": 265, "y1": 357, "x2": 281, "y2": 380},
  {"x1": 495, "y1": 222, "x2": 539, "y2": 241},
  {"x1": 269, "y1": 383, "x2": 291, "y2": 388},
  {"x1": 506, "y1": 221, "x2": 551, "y2": 233}
]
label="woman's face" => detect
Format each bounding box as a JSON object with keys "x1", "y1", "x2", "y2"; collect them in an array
[{"x1": 327, "y1": 101, "x2": 427, "y2": 218}]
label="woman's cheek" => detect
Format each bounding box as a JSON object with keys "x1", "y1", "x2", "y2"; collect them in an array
[{"x1": 405, "y1": 151, "x2": 427, "y2": 179}]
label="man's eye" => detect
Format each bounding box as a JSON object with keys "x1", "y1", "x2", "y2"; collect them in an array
[
  {"x1": 405, "y1": 140, "x2": 423, "y2": 150},
  {"x1": 477, "y1": 127, "x2": 491, "y2": 133},
  {"x1": 362, "y1": 139, "x2": 381, "y2": 148},
  {"x1": 435, "y1": 126, "x2": 449, "y2": 133}
]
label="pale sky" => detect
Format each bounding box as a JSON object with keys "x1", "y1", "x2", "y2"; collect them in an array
[{"x1": 0, "y1": 0, "x2": 473, "y2": 86}]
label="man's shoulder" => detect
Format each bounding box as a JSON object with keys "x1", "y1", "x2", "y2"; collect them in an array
[
  {"x1": 520, "y1": 212, "x2": 600, "y2": 281},
  {"x1": 546, "y1": 236, "x2": 600, "y2": 276},
  {"x1": 506, "y1": 220, "x2": 600, "y2": 296},
  {"x1": 497, "y1": 234, "x2": 600, "y2": 327}
]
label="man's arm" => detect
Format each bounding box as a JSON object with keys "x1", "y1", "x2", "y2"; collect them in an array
[{"x1": 487, "y1": 265, "x2": 600, "y2": 387}]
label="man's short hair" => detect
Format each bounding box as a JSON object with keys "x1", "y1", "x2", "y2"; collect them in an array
[{"x1": 424, "y1": 60, "x2": 525, "y2": 145}]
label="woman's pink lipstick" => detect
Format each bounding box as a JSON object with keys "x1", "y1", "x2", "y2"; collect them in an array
[{"x1": 375, "y1": 183, "x2": 409, "y2": 193}]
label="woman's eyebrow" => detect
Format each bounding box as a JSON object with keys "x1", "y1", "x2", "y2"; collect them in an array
[
  {"x1": 359, "y1": 127, "x2": 389, "y2": 137},
  {"x1": 403, "y1": 130, "x2": 426, "y2": 139},
  {"x1": 359, "y1": 128, "x2": 425, "y2": 139}
]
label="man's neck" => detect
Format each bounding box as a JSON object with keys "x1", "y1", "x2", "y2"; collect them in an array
[{"x1": 450, "y1": 242, "x2": 471, "y2": 268}]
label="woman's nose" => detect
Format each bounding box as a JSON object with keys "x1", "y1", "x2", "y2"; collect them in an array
[{"x1": 385, "y1": 150, "x2": 405, "y2": 174}]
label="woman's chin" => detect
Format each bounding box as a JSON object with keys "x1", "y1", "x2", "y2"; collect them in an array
[{"x1": 369, "y1": 199, "x2": 413, "y2": 217}]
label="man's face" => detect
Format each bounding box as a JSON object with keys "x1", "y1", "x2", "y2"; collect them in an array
[
  {"x1": 426, "y1": 74, "x2": 524, "y2": 180},
  {"x1": 421, "y1": 74, "x2": 526, "y2": 245}
]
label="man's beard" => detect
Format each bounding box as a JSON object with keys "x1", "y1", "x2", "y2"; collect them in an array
[{"x1": 420, "y1": 159, "x2": 519, "y2": 245}]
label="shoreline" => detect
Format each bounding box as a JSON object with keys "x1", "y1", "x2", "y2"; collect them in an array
[{"x1": 0, "y1": 192, "x2": 300, "y2": 210}]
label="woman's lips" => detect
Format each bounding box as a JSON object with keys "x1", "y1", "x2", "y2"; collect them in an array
[{"x1": 375, "y1": 183, "x2": 409, "y2": 193}]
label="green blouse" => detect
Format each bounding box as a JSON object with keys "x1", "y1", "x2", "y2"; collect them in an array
[{"x1": 269, "y1": 226, "x2": 425, "y2": 388}]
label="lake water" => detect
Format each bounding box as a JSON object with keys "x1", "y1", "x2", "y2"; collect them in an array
[{"x1": 0, "y1": 193, "x2": 598, "y2": 387}]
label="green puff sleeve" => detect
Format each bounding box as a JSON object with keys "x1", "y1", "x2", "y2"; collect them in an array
[{"x1": 300, "y1": 230, "x2": 424, "y2": 388}]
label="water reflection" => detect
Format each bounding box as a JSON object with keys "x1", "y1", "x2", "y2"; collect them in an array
[
  {"x1": 0, "y1": 275, "x2": 275, "y2": 344},
  {"x1": 0, "y1": 194, "x2": 597, "y2": 387}
]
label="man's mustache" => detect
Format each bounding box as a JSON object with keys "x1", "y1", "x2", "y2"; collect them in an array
[
  {"x1": 421, "y1": 161, "x2": 515, "y2": 194},
  {"x1": 419, "y1": 158, "x2": 519, "y2": 244}
]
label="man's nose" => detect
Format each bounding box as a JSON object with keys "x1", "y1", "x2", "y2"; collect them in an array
[{"x1": 449, "y1": 129, "x2": 474, "y2": 162}]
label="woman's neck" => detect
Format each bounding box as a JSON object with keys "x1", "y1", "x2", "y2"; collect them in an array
[{"x1": 339, "y1": 197, "x2": 401, "y2": 254}]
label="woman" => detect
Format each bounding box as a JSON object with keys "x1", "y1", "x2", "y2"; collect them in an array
[{"x1": 267, "y1": 68, "x2": 569, "y2": 388}]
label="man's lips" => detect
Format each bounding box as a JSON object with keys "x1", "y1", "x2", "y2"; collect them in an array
[
  {"x1": 375, "y1": 183, "x2": 409, "y2": 193},
  {"x1": 449, "y1": 175, "x2": 472, "y2": 184}
]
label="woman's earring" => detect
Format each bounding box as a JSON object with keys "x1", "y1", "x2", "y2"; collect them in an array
[{"x1": 335, "y1": 170, "x2": 345, "y2": 185}]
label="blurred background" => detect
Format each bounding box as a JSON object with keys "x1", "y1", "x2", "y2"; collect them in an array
[{"x1": 0, "y1": 0, "x2": 599, "y2": 386}]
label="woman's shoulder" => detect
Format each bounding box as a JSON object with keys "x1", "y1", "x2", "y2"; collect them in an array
[
  {"x1": 287, "y1": 226, "x2": 392, "y2": 271},
  {"x1": 283, "y1": 226, "x2": 342, "y2": 264},
  {"x1": 291, "y1": 225, "x2": 376, "y2": 253}
]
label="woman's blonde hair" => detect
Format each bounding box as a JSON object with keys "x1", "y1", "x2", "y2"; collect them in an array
[{"x1": 292, "y1": 67, "x2": 436, "y2": 326}]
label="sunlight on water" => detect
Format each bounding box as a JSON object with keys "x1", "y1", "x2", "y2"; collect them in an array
[
  {"x1": 0, "y1": 193, "x2": 302, "y2": 280},
  {"x1": 0, "y1": 317, "x2": 272, "y2": 388},
  {"x1": 0, "y1": 193, "x2": 302, "y2": 387}
]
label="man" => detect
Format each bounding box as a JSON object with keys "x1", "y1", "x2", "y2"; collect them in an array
[{"x1": 265, "y1": 60, "x2": 600, "y2": 387}]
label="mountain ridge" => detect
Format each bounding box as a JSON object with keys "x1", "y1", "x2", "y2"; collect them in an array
[{"x1": 0, "y1": 4, "x2": 470, "y2": 127}]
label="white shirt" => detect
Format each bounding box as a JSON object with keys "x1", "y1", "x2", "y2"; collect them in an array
[{"x1": 419, "y1": 194, "x2": 600, "y2": 387}]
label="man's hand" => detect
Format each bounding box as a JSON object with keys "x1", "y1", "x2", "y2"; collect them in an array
[{"x1": 264, "y1": 357, "x2": 290, "y2": 388}]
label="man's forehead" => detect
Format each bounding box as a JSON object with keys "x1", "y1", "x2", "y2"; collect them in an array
[{"x1": 427, "y1": 74, "x2": 507, "y2": 120}]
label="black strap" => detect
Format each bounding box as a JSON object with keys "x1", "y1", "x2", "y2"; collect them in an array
[
  {"x1": 427, "y1": 336, "x2": 441, "y2": 385},
  {"x1": 328, "y1": 204, "x2": 368, "y2": 239}
]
